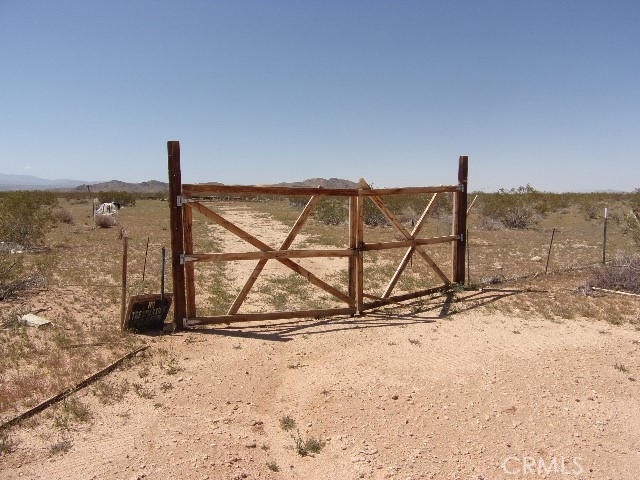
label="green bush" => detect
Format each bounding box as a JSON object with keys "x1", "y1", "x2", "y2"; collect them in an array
[
  {"x1": 0, "y1": 191, "x2": 58, "y2": 246},
  {"x1": 97, "y1": 191, "x2": 136, "y2": 207},
  {"x1": 314, "y1": 198, "x2": 348, "y2": 225},
  {"x1": 479, "y1": 185, "x2": 545, "y2": 229}
]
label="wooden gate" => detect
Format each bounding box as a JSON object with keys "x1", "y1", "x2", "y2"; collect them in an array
[{"x1": 168, "y1": 141, "x2": 467, "y2": 329}]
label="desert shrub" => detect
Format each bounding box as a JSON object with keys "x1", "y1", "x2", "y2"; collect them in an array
[
  {"x1": 95, "y1": 214, "x2": 116, "y2": 228},
  {"x1": 296, "y1": 191, "x2": 452, "y2": 227},
  {"x1": 362, "y1": 198, "x2": 388, "y2": 226},
  {"x1": 590, "y1": 253, "x2": 640, "y2": 293},
  {"x1": 623, "y1": 212, "x2": 640, "y2": 247},
  {"x1": 94, "y1": 214, "x2": 116, "y2": 228},
  {"x1": 584, "y1": 205, "x2": 600, "y2": 220},
  {"x1": 288, "y1": 195, "x2": 310, "y2": 209},
  {"x1": 0, "y1": 253, "x2": 30, "y2": 300},
  {"x1": 312, "y1": 197, "x2": 389, "y2": 227},
  {"x1": 0, "y1": 191, "x2": 58, "y2": 246},
  {"x1": 0, "y1": 251, "x2": 53, "y2": 300},
  {"x1": 628, "y1": 188, "x2": 640, "y2": 246},
  {"x1": 54, "y1": 209, "x2": 74, "y2": 224},
  {"x1": 431, "y1": 193, "x2": 454, "y2": 217},
  {"x1": 293, "y1": 431, "x2": 324, "y2": 456},
  {"x1": 477, "y1": 216, "x2": 504, "y2": 231},
  {"x1": 314, "y1": 198, "x2": 348, "y2": 225},
  {"x1": 97, "y1": 191, "x2": 136, "y2": 207},
  {"x1": 480, "y1": 185, "x2": 545, "y2": 229}
]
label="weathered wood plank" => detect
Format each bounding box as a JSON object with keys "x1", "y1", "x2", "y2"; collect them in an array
[
  {"x1": 413, "y1": 193, "x2": 439, "y2": 237},
  {"x1": 187, "y1": 307, "x2": 356, "y2": 325},
  {"x1": 348, "y1": 196, "x2": 358, "y2": 301},
  {"x1": 362, "y1": 286, "x2": 447, "y2": 310},
  {"x1": 168, "y1": 141, "x2": 186, "y2": 329},
  {"x1": 185, "y1": 249, "x2": 355, "y2": 262},
  {"x1": 382, "y1": 247, "x2": 415, "y2": 298},
  {"x1": 356, "y1": 194, "x2": 364, "y2": 313},
  {"x1": 452, "y1": 156, "x2": 468, "y2": 283},
  {"x1": 182, "y1": 183, "x2": 459, "y2": 198},
  {"x1": 364, "y1": 185, "x2": 458, "y2": 196},
  {"x1": 361, "y1": 236, "x2": 458, "y2": 251},
  {"x1": 183, "y1": 204, "x2": 196, "y2": 318},
  {"x1": 184, "y1": 184, "x2": 354, "y2": 197}
]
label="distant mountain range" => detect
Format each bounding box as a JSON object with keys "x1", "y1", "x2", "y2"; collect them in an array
[
  {"x1": 268, "y1": 178, "x2": 358, "y2": 189},
  {"x1": 0, "y1": 173, "x2": 89, "y2": 191},
  {"x1": 72, "y1": 180, "x2": 169, "y2": 193},
  {"x1": 0, "y1": 174, "x2": 358, "y2": 193}
]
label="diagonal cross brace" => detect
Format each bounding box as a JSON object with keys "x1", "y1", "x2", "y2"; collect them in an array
[
  {"x1": 358, "y1": 179, "x2": 450, "y2": 296},
  {"x1": 190, "y1": 200, "x2": 355, "y2": 308},
  {"x1": 227, "y1": 196, "x2": 320, "y2": 314}
]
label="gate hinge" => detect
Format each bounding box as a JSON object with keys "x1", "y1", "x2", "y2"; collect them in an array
[
  {"x1": 176, "y1": 195, "x2": 193, "y2": 207},
  {"x1": 458, "y1": 234, "x2": 465, "y2": 242},
  {"x1": 456, "y1": 184, "x2": 466, "y2": 192},
  {"x1": 180, "y1": 254, "x2": 197, "y2": 264}
]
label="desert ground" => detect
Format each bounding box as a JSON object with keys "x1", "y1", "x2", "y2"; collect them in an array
[{"x1": 1, "y1": 195, "x2": 639, "y2": 479}]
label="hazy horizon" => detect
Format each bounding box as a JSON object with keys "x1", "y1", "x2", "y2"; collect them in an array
[{"x1": 0, "y1": 172, "x2": 636, "y2": 194}]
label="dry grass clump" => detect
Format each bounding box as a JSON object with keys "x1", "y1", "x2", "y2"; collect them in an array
[
  {"x1": 94, "y1": 214, "x2": 116, "y2": 228},
  {"x1": 477, "y1": 216, "x2": 504, "y2": 231},
  {"x1": 0, "y1": 254, "x2": 44, "y2": 301},
  {"x1": 54, "y1": 209, "x2": 74, "y2": 224},
  {"x1": 590, "y1": 253, "x2": 640, "y2": 294}
]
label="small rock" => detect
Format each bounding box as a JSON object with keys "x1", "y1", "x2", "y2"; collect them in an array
[{"x1": 531, "y1": 256, "x2": 543, "y2": 262}]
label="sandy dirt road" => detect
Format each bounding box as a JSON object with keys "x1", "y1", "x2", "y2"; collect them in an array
[
  {"x1": 1, "y1": 205, "x2": 639, "y2": 480},
  {"x1": 2, "y1": 303, "x2": 639, "y2": 480}
]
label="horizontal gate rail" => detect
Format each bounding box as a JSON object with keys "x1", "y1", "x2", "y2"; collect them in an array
[
  {"x1": 168, "y1": 140, "x2": 468, "y2": 329},
  {"x1": 188, "y1": 307, "x2": 358, "y2": 326},
  {"x1": 182, "y1": 183, "x2": 460, "y2": 198},
  {"x1": 183, "y1": 249, "x2": 356, "y2": 263}
]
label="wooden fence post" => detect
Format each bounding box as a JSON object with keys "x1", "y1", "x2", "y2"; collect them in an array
[
  {"x1": 168, "y1": 141, "x2": 187, "y2": 330},
  {"x1": 120, "y1": 236, "x2": 128, "y2": 331},
  {"x1": 452, "y1": 156, "x2": 468, "y2": 284},
  {"x1": 602, "y1": 207, "x2": 608, "y2": 265}
]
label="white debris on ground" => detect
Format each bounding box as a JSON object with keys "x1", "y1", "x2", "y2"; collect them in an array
[
  {"x1": 20, "y1": 313, "x2": 52, "y2": 327},
  {"x1": 0, "y1": 241, "x2": 25, "y2": 254}
]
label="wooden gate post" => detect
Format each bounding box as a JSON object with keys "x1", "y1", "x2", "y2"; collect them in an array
[
  {"x1": 355, "y1": 193, "x2": 364, "y2": 314},
  {"x1": 348, "y1": 195, "x2": 358, "y2": 303},
  {"x1": 452, "y1": 156, "x2": 468, "y2": 284},
  {"x1": 168, "y1": 141, "x2": 187, "y2": 330}
]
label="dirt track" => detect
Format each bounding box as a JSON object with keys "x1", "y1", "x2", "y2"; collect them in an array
[
  {"x1": 2, "y1": 205, "x2": 639, "y2": 479},
  {"x1": 2, "y1": 300, "x2": 639, "y2": 479}
]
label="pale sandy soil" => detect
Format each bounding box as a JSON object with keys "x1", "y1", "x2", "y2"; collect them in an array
[{"x1": 1, "y1": 206, "x2": 639, "y2": 480}]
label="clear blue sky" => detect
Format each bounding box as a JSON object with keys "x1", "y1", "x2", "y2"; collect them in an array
[{"x1": 1, "y1": 1, "x2": 638, "y2": 191}]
